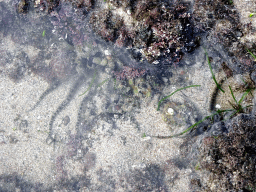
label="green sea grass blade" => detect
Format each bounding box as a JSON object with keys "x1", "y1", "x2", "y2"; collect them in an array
[
  {"x1": 157, "y1": 85, "x2": 201, "y2": 111},
  {"x1": 204, "y1": 48, "x2": 225, "y2": 93},
  {"x1": 152, "y1": 109, "x2": 233, "y2": 139},
  {"x1": 229, "y1": 86, "x2": 238, "y2": 104},
  {"x1": 249, "y1": 13, "x2": 255, "y2": 17},
  {"x1": 79, "y1": 69, "x2": 97, "y2": 96},
  {"x1": 228, "y1": 105, "x2": 253, "y2": 119},
  {"x1": 97, "y1": 78, "x2": 110, "y2": 88},
  {"x1": 154, "y1": 104, "x2": 254, "y2": 139},
  {"x1": 238, "y1": 88, "x2": 253, "y2": 104},
  {"x1": 113, "y1": 78, "x2": 117, "y2": 90}
]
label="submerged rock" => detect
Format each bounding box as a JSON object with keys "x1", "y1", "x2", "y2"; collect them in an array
[
  {"x1": 90, "y1": 0, "x2": 199, "y2": 64},
  {"x1": 15, "y1": 0, "x2": 256, "y2": 69},
  {"x1": 194, "y1": 114, "x2": 256, "y2": 191},
  {"x1": 193, "y1": 0, "x2": 256, "y2": 73}
]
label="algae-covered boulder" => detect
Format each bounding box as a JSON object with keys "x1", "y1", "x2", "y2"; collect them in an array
[
  {"x1": 195, "y1": 114, "x2": 256, "y2": 191},
  {"x1": 90, "y1": 0, "x2": 199, "y2": 64}
]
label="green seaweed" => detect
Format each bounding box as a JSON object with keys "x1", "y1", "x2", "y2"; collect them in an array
[
  {"x1": 157, "y1": 85, "x2": 201, "y2": 111},
  {"x1": 229, "y1": 105, "x2": 253, "y2": 119},
  {"x1": 195, "y1": 163, "x2": 201, "y2": 171},
  {"x1": 239, "y1": 88, "x2": 252, "y2": 104},
  {"x1": 154, "y1": 103, "x2": 253, "y2": 139},
  {"x1": 153, "y1": 49, "x2": 255, "y2": 140},
  {"x1": 97, "y1": 77, "x2": 110, "y2": 88},
  {"x1": 79, "y1": 69, "x2": 97, "y2": 96},
  {"x1": 152, "y1": 110, "x2": 228, "y2": 139},
  {"x1": 228, "y1": 86, "x2": 255, "y2": 118},
  {"x1": 154, "y1": 85, "x2": 254, "y2": 139},
  {"x1": 249, "y1": 13, "x2": 255, "y2": 17},
  {"x1": 113, "y1": 78, "x2": 117, "y2": 90},
  {"x1": 229, "y1": 86, "x2": 238, "y2": 105}
]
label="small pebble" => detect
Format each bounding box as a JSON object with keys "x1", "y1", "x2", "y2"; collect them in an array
[
  {"x1": 142, "y1": 136, "x2": 151, "y2": 141},
  {"x1": 63, "y1": 116, "x2": 70, "y2": 126},
  {"x1": 9, "y1": 135, "x2": 18, "y2": 144},
  {"x1": 152, "y1": 60, "x2": 159, "y2": 65}
]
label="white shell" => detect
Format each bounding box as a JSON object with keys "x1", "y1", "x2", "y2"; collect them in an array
[
  {"x1": 215, "y1": 104, "x2": 221, "y2": 109},
  {"x1": 167, "y1": 108, "x2": 174, "y2": 115}
]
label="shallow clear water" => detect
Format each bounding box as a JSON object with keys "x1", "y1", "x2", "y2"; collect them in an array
[{"x1": 0, "y1": 1, "x2": 255, "y2": 191}]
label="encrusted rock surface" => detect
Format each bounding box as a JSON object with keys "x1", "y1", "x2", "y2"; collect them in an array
[
  {"x1": 90, "y1": 0, "x2": 199, "y2": 64},
  {"x1": 193, "y1": 0, "x2": 256, "y2": 73},
  {"x1": 193, "y1": 114, "x2": 256, "y2": 191},
  {"x1": 16, "y1": 0, "x2": 256, "y2": 69}
]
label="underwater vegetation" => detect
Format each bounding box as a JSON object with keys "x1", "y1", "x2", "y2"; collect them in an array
[
  {"x1": 152, "y1": 50, "x2": 256, "y2": 191},
  {"x1": 154, "y1": 49, "x2": 255, "y2": 139},
  {"x1": 9, "y1": 0, "x2": 176, "y2": 147},
  {"x1": 1, "y1": 0, "x2": 255, "y2": 191},
  {"x1": 15, "y1": 0, "x2": 256, "y2": 70}
]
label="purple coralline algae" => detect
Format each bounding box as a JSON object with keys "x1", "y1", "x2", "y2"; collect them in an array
[{"x1": 113, "y1": 66, "x2": 147, "y2": 80}]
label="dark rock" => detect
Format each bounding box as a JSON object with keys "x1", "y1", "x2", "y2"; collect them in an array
[
  {"x1": 196, "y1": 114, "x2": 256, "y2": 191},
  {"x1": 9, "y1": 135, "x2": 18, "y2": 144},
  {"x1": 207, "y1": 121, "x2": 227, "y2": 136},
  {"x1": 17, "y1": 0, "x2": 31, "y2": 14},
  {"x1": 251, "y1": 70, "x2": 256, "y2": 84},
  {"x1": 125, "y1": 164, "x2": 168, "y2": 191}
]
